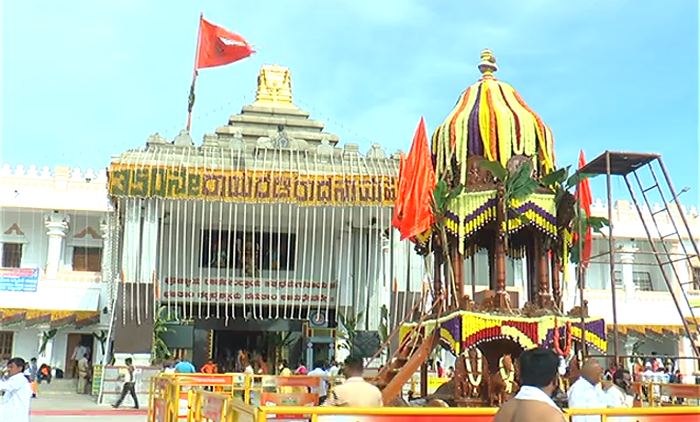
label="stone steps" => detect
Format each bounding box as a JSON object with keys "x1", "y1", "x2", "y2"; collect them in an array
[{"x1": 37, "y1": 378, "x2": 83, "y2": 394}]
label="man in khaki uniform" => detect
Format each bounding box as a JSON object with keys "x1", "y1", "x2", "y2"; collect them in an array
[
  {"x1": 323, "y1": 357, "x2": 382, "y2": 407},
  {"x1": 493, "y1": 348, "x2": 566, "y2": 422}
]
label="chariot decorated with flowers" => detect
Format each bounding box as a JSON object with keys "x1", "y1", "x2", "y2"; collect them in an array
[{"x1": 377, "y1": 49, "x2": 609, "y2": 407}]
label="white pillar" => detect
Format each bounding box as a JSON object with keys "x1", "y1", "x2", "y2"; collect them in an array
[
  {"x1": 38, "y1": 331, "x2": 54, "y2": 367},
  {"x1": 44, "y1": 212, "x2": 69, "y2": 279},
  {"x1": 618, "y1": 242, "x2": 638, "y2": 300}
]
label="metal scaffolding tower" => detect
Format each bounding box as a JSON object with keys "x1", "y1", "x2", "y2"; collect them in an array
[{"x1": 580, "y1": 151, "x2": 700, "y2": 364}]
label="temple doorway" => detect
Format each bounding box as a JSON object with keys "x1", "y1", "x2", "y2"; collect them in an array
[{"x1": 213, "y1": 330, "x2": 262, "y2": 370}]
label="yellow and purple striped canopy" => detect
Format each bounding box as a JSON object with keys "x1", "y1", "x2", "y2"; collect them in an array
[{"x1": 431, "y1": 49, "x2": 556, "y2": 185}]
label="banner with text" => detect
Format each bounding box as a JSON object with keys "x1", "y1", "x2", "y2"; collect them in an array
[
  {"x1": 109, "y1": 164, "x2": 397, "y2": 207},
  {"x1": 162, "y1": 277, "x2": 337, "y2": 307},
  {"x1": 0, "y1": 268, "x2": 39, "y2": 293}
]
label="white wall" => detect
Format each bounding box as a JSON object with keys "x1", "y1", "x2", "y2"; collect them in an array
[{"x1": 12, "y1": 329, "x2": 39, "y2": 361}]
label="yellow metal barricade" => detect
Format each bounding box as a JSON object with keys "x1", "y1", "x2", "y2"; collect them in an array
[
  {"x1": 253, "y1": 405, "x2": 700, "y2": 422},
  {"x1": 192, "y1": 390, "x2": 231, "y2": 422},
  {"x1": 168, "y1": 382, "x2": 700, "y2": 422}
]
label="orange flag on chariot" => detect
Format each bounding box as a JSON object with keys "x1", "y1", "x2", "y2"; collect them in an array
[
  {"x1": 575, "y1": 150, "x2": 593, "y2": 268},
  {"x1": 392, "y1": 117, "x2": 436, "y2": 240},
  {"x1": 196, "y1": 17, "x2": 254, "y2": 69}
]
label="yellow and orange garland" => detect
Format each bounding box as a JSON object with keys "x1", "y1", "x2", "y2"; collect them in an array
[{"x1": 498, "y1": 356, "x2": 516, "y2": 394}]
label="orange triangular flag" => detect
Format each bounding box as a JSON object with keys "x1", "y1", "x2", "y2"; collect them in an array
[{"x1": 392, "y1": 117, "x2": 436, "y2": 240}]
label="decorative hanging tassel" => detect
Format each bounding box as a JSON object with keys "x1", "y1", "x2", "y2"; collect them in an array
[{"x1": 563, "y1": 234, "x2": 569, "y2": 283}]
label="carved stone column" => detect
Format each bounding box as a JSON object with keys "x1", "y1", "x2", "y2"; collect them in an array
[{"x1": 44, "y1": 212, "x2": 69, "y2": 280}]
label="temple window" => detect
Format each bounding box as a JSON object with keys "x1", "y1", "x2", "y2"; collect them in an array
[
  {"x1": 72, "y1": 246, "x2": 102, "y2": 272},
  {"x1": 0, "y1": 331, "x2": 13, "y2": 361},
  {"x1": 613, "y1": 270, "x2": 654, "y2": 291},
  {"x1": 1, "y1": 243, "x2": 23, "y2": 268}
]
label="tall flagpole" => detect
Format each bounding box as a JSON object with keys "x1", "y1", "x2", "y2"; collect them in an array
[{"x1": 187, "y1": 13, "x2": 203, "y2": 132}]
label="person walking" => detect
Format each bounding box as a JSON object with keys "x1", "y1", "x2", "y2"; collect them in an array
[
  {"x1": 492, "y1": 348, "x2": 566, "y2": 422},
  {"x1": 24, "y1": 358, "x2": 38, "y2": 398},
  {"x1": 0, "y1": 357, "x2": 33, "y2": 422},
  {"x1": 308, "y1": 361, "x2": 330, "y2": 403},
  {"x1": 112, "y1": 358, "x2": 139, "y2": 409}
]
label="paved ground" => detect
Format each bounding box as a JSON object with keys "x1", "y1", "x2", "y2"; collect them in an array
[{"x1": 30, "y1": 393, "x2": 147, "y2": 422}]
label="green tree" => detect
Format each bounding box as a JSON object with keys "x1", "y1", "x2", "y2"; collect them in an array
[
  {"x1": 152, "y1": 306, "x2": 174, "y2": 362},
  {"x1": 338, "y1": 311, "x2": 364, "y2": 357}
]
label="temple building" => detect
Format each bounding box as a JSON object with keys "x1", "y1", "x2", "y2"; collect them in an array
[{"x1": 107, "y1": 64, "x2": 404, "y2": 367}]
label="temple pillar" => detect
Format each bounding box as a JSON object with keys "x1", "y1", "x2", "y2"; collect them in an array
[
  {"x1": 619, "y1": 241, "x2": 638, "y2": 300},
  {"x1": 451, "y1": 244, "x2": 465, "y2": 309},
  {"x1": 536, "y1": 235, "x2": 552, "y2": 308},
  {"x1": 551, "y1": 254, "x2": 561, "y2": 309},
  {"x1": 113, "y1": 198, "x2": 155, "y2": 357},
  {"x1": 38, "y1": 331, "x2": 54, "y2": 367},
  {"x1": 44, "y1": 212, "x2": 69, "y2": 280}
]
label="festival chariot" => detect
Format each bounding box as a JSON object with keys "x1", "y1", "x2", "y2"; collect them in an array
[{"x1": 374, "y1": 49, "x2": 613, "y2": 407}]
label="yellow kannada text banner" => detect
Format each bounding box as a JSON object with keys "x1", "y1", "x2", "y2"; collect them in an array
[{"x1": 108, "y1": 164, "x2": 398, "y2": 206}]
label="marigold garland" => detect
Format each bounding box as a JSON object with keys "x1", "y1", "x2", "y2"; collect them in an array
[{"x1": 499, "y1": 356, "x2": 516, "y2": 394}]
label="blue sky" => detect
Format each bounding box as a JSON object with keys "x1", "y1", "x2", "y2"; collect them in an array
[{"x1": 2, "y1": 0, "x2": 699, "y2": 205}]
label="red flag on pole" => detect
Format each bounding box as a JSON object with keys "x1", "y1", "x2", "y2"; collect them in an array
[
  {"x1": 575, "y1": 150, "x2": 593, "y2": 268},
  {"x1": 196, "y1": 17, "x2": 255, "y2": 69},
  {"x1": 187, "y1": 14, "x2": 254, "y2": 131},
  {"x1": 392, "y1": 117, "x2": 436, "y2": 240}
]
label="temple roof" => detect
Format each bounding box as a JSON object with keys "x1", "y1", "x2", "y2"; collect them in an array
[
  {"x1": 110, "y1": 64, "x2": 399, "y2": 178},
  {"x1": 432, "y1": 49, "x2": 556, "y2": 185}
]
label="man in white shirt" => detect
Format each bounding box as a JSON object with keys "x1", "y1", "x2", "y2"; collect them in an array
[
  {"x1": 0, "y1": 357, "x2": 32, "y2": 422},
  {"x1": 328, "y1": 362, "x2": 340, "y2": 377},
  {"x1": 70, "y1": 343, "x2": 88, "y2": 378},
  {"x1": 308, "y1": 361, "x2": 329, "y2": 403},
  {"x1": 568, "y1": 359, "x2": 607, "y2": 422},
  {"x1": 604, "y1": 369, "x2": 633, "y2": 408}
]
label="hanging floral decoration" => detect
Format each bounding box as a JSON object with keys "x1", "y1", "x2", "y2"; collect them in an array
[
  {"x1": 400, "y1": 310, "x2": 606, "y2": 356},
  {"x1": 498, "y1": 356, "x2": 516, "y2": 394},
  {"x1": 553, "y1": 317, "x2": 572, "y2": 356},
  {"x1": 464, "y1": 348, "x2": 484, "y2": 390}
]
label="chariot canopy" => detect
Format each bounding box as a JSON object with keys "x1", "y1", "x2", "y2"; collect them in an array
[{"x1": 417, "y1": 49, "x2": 563, "y2": 259}]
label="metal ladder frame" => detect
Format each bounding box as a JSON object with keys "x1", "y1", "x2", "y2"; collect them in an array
[
  {"x1": 581, "y1": 151, "x2": 700, "y2": 364},
  {"x1": 624, "y1": 157, "x2": 700, "y2": 358}
]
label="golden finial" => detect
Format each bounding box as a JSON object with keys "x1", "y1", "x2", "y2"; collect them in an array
[
  {"x1": 478, "y1": 49, "x2": 498, "y2": 77},
  {"x1": 252, "y1": 64, "x2": 297, "y2": 109}
]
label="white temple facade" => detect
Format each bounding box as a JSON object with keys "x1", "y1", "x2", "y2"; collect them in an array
[
  {"x1": 0, "y1": 164, "x2": 113, "y2": 378},
  {"x1": 107, "y1": 64, "x2": 400, "y2": 367}
]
